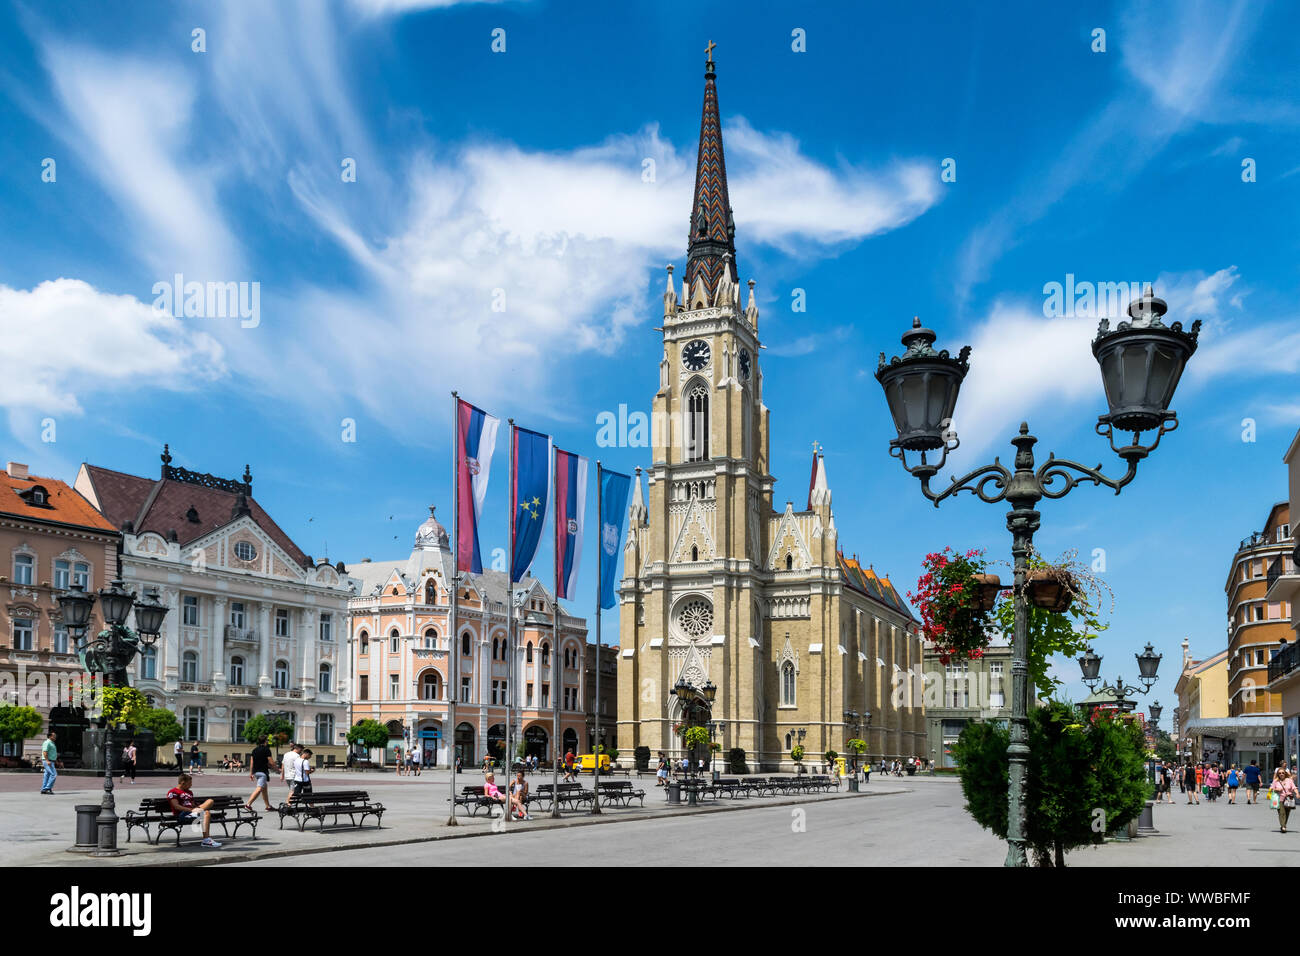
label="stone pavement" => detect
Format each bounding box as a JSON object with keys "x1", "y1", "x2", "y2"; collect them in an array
[
  {"x1": 0, "y1": 767, "x2": 913, "y2": 866},
  {"x1": 6, "y1": 768, "x2": 1285, "y2": 866}
]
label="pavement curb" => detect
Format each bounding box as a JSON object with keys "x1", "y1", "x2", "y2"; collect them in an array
[{"x1": 52, "y1": 786, "x2": 909, "y2": 868}]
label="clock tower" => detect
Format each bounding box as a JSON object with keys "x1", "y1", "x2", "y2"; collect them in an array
[{"x1": 617, "y1": 46, "x2": 925, "y2": 771}]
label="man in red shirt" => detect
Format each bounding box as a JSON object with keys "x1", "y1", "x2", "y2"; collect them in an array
[{"x1": 166, "y1": 774, "x2": 221, "y2": 847}]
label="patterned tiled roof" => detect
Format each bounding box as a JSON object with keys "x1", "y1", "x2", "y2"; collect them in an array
[
  {"x1": 683, "y1": 52, "x2": 737, "y2": 296},
  {"x1": 1, "y1": 469, "x2": 116, "y2": 533},
  {"x1": 81, "y1": 463, "x2": 310, "y2": 568},
  {"x1": 838, "y1": 552, "x2": 915, "y2": 622}
]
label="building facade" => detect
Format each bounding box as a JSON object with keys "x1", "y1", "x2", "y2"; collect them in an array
[
  {"x1": 1225, "y1": 503, "x2": 1291, "y2": 723},
  {"x1": 75, "y1": 449, "x2": 354, "y2": 761},
  {"x1": 616, "y1": 52, "x2": 923, "y2": 772},
  {"x1": 346, "y1": 508, "x2": 589, "y2": 767},
  {"x1": 1, "y1": 462, "x2": 118, "y2": 762},
  {"x1": 1173, "y1": 638, "x2": 1228, "y2": 763},
  {"x1": 584, "y1": 639, "x2": 618, "y2": 753},
  {"x1": 922, "y1": 637, "x2": 1012, "y2": 769},
  {"x1": 1267, "y1": 427, "x2": 1300, "y2": 769}
]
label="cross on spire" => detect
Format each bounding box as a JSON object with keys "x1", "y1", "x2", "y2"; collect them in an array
[
  {"x1": 812, "y1": 440, "x2": 822, "y2": 455},
  {"x1": 705, "y1": 39, "x2": 717, "y2": 63}
]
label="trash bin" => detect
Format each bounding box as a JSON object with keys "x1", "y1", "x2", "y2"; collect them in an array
[
  {"x1": 72, "y1": 805, "x2": 99, "y2": 852},
  {"x1": 666, "y1": 781, "x2": 681, "y2": 805}
]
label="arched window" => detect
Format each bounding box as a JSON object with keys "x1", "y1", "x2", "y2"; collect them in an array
[
  {"x1": 359, "y1": 630, "x2": 369, "y2": 655},
  {"x1": 686, "y1": 381, "x2": 709, "y2": 461},
  {"x1": 541, "y1": 642, "x2": 550, "y2": 667},
  {"x1": 781, "y1": 661, "x2": 796, "y2": 706},
  {"x1": 229, "y1": 655, "x2": 245, "y2": 686},
  {"x1": 492, "y1": 637, "x2": 500, "y2": 660},
  {"x1": 421, "y1": 672, "x2": 442, "y2": 700},
  {"x1": 318, "y1": 663, "x2": 332, "y2": 693},
  {"x1": 390, "y1": 628, "x2": 400, "y2": 654},
  {"x1": 526, "y1": 641, "x2": 534, "y2": 663},
  {"x1": 425, "y1": 580, "x2": 437, "y2": 605},
  {"x1": 786, "y1": 553, "x2": 793, "y2": 571},
  {"x1": 181, "y1": 650, "x2": 198, "y2": 683},
  {"x1": 691, "y1": 545, "x2": 699, "y2": 562},
  {"x1": 785, "y1": 732, "x2": 793, "y2": 750},
  {"x1": 274, "y1": 659, "x2": 290, "y2": 690},
  {"x1": 462, "y1": 632, "x2": 471, "y2": 656},
  {"x1": 424, "y1": 628, "x2": 437, "y2": 649}
]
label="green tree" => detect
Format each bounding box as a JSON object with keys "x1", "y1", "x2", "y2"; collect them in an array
[
  {"x1": 98, "y1": 687, "x2": 148, "y2": 728},
  {"x1": 1153, "y1": 729, "x2": 1176, "y2": 763},
  {"x1": 133, "y1": 707, "x2": 183, "y2": 746},
  {"x1": 791, "y1": 743, "x2": 805, "y2": 765},
  {"x1": 346, "y1": 719, "x2": 388, "y2": 753},
  {"x1": 952, "y1": 700, "x2": 1147, "y2": 866},
  {"x1": 244, "y1": 713, "x2": 294, "y2": 752},
  {"x1": 0, "y1": 705, "x2": 44, "y2": 749}
]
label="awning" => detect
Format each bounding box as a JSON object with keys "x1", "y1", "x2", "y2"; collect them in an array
[{"x1": 1181, "y1": 716, "x2": 1282, "y2": 737}]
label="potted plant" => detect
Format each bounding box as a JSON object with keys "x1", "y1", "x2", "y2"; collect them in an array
[
  {"x1": 791, "y1": 743, "x2": 805, "y2": 774},
  {"x1": 908, "y1": 548, "x2": 997, "y2": 664}
]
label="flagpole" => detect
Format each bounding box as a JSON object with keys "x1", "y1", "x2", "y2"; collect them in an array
[
  {"x1": 550, "y1": 445, "x2": 562, "y2": 818},
  {"x1": 446, "y1": 391, "x2": 460, "y2": 827},
  {"x1": 502, "y1": 419, "x2": 516, "y2": 828},
  {"x1": 591, "y1": 460, "x2": 602, "y2": 815}
]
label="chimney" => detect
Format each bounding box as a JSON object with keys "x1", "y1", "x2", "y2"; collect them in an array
[{"x1": 6, "y1": 462, "x2": 29, "y2": 479}]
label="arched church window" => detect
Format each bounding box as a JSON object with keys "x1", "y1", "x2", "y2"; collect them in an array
[
  {"x1": 677, "y1": 600, "x2": 713, "y2": 639},
  {"x1": 786, "y1": 554, "x2": 793, "y2": 571},
  {"x1": 687, "y1": 382, "x2": 709, "y2": 462},
  {"x1": 691, "y1": 545, "x2": 698, "y2": 562},
  {"x1": 782, "y1": 661, "x2": 796, "y2": 706}
]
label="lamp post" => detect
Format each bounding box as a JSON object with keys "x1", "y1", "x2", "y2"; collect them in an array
[
  {"x1": 672, "y1": 679, "x2": 714, "y2": 804},
  {"x1": 57, "y1": 581, "x2": 168, "y2": 857},
  {"x1": 844, "y1": 710, "x2": 866, "y2": 790},
  {"x1": 1078, "y1": 643, "x2": 1162, "y2": 714},
  {"x1": 875, "y1": 287, "x2": 1198, "y2": 867}
]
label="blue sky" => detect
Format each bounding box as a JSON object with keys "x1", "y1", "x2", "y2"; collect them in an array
[{"x1": 2, "y1": 0, "x2": 1298, "y2": 728}]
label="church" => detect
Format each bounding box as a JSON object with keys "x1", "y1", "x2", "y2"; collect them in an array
[{"x1": 615, "y1": 48, "x2": 926, "y2": 772}]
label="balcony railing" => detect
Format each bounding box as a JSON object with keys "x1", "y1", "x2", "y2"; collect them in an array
[
  {"x1": 227, "y1": 685, "x2": 258, "y2": 696},
  {"x1": 1268, "y1": 640, "x2": 1300, "y2": 685},
  {"x1": 1269, "y1": 555, "x2": 1283, "y2": 591},
  {"x1": 224, "y1": 625, "x2": 260, "y2": 645}
]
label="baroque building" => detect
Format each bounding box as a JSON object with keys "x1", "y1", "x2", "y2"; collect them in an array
[
  {"x1": 346, "y1": 507, "x2": 589, "y2": 767},
  {"x1": 616, "y1": 51, "x2": 923, "y2": 771},
  {"x1": 1, "y1": 461, "x2": 118, "y2": 763},
  {"x1": 75, "y1": 448, "x2": 354, "y2": 761}
]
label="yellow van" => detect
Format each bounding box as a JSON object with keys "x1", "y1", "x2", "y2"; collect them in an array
[{"x1": 576, "y1": 753, "x2": 611, "y2": 772}]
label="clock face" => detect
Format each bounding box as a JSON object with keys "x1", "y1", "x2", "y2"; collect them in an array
[
  {"x1": 739, "y1": 348, "x2": 751, "y2": 380},
  {"x1": 682, "y1": 339, "x2": 710, "y2": 371}
]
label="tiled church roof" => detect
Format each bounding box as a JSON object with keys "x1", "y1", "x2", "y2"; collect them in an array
[
  {"x1": 684, "y1": 44, "x2": 738, "y2": 297},
  {"x1": 839, "y1": 552, "x2": 914, "y2": 621}
]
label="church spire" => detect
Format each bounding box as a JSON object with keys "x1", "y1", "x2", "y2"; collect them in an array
[{"x1": 684, "y1": 41, "x2": 737, "y2": 302}]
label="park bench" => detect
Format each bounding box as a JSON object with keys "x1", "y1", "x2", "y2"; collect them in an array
[
  {"x1": 595, "y1": 780, "x2": 646, "y2": 807},
  {"x1": 452, "y1": 785, "x2": 514, "y2": 817},
  {"x1": 533, "y1": 782, "x2": 593, "y2": 812},
  {"x1": 709, "y1": 778, "x2": 751, "y2": 798},
  {"x1": 125, "y1": 795, "x2": 261, "y2": 846},
  {"x1": 740, "y1": 776, "x2": 774, "y2": 796},
  {"x1": 276, "y1": 790, "x2": 385, "y2": 832}
]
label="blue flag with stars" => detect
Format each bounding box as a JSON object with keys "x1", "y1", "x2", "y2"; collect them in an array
[{"x1": 510, "y1": 426, "x2": 552, "y2": 583}]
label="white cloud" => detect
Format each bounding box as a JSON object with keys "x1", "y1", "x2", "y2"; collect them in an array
[{"x1": 0, "y1": 279, "x2": 225, "y2": 415}]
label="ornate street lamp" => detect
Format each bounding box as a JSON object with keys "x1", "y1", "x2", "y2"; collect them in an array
[
  {"x1": 1149, "y1": 701, "x2": 1163, "y2": 724},
  {"x1": 875, "y1": 286, "x2": 1197, "y2": 867},
  {"x1": 1079, "y1": 646, "x2": 1161, "y2": 710},
  {"x1": 58, "y1": 581, "x2": 169, "y2": 856}
]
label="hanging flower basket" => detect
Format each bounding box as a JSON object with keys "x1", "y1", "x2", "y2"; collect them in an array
[
  {"x1": 1026, "y1": 568, "x2": 1075, "y2": 613},
  {"x1": 908, "y1": 548, "x2": 996, "y2": 663}
]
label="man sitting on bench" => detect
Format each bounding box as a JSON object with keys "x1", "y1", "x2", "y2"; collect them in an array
[{"x1": 166, "y1": 774, "x2": 221, "y2": 848}]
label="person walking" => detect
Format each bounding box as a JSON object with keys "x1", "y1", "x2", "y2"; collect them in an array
[
  {"x1": 1226, "y1": 764, "x2": 1240, "y2": 805},
  {"x1": 395, "y1": 746, "x2": 405, "y2": 776},
  {"x1": 40, "y1": 730, "x2": 58, "y2": 794},
  {"x1": 297, "y1": 750, "x2": 314, "y2": 799},
  {"x1": 245, "y1": 734, "x2": 277, "y2": 811},
  {"x1": 1245, "y1": 760, "x2": 1263, "y2": 804},
  {"x1": 1270, "y1": 768, "x2": 1298, "y2": 833},
  {"x1": 174, "y1": 738, "x2": 184, "y2": 773},
  {"x1": 122, "y1": 739, "x2": 137, "y2": 785},
  {"x1": 1184, "y1": 761, "x2": 1200, "y2": 804},
  {"x1": 189, "y1": 741, "x2": 204, "y2": 774},
  {"x1": 410, "y1": 744, "x2": 422, "y2": 777},
  {"x1": 656, "y1": 752, "x2": 668, "y2": 787},
  {"x1": 281, "y1": 742, "x2": 303, "y2": 803},
  {"x1": 1205, "y1": 764, "x2": 1221, "y2": 801}
]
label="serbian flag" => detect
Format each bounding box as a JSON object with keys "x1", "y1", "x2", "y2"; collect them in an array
[
  {"x1": 456, "y1": 399, "x2": 499, "y2": 574},
  {"x1": 511, "y1": 427, "x2": 552, "y2": 583},
  {"x1": 598, "y1": 468, "x2": 631, "y2": 609},
  {"x1": 553, "y1": 448, "x2": 588, "y2": 600}
]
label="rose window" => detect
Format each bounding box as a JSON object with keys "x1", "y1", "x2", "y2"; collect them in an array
[{"x1": 678, "y1": 600, "x2": 713, "y2": 638}]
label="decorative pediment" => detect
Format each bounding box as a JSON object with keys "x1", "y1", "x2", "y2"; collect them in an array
[
  {"x1": 776, "y1": 634, "x2": 799, "y2": 675},
  {"x1": 670, "y1": 498, "x2": 716, "y2": 563},
  {"x1": 766, "y1": 505, "x2": 812, "y2": 571},
  {"x1": 676, "y1": 640, "x2": 710, "y2": 688}
]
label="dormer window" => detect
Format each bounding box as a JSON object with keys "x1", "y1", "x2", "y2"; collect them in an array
[
  {"x1": 17, "y1": 485, "x2": 51, "y2": 508},
  {"x1": 186, "y1": 506, "x2": 200, "y2": 523}
]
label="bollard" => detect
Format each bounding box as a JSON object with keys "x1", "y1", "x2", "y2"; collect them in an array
[
  {"x1": 70, "y1": 805, "x2": 99, "y2": 853},
  {"x1": 666, "y1": 781, "x2": 681, "y2": 805},
  {"x1": 1138, "y1": 800, "x2": 1157, "y2": 833},
  {"x1": 848, "y1": 776, "x2": 860, "y2": 792}
]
